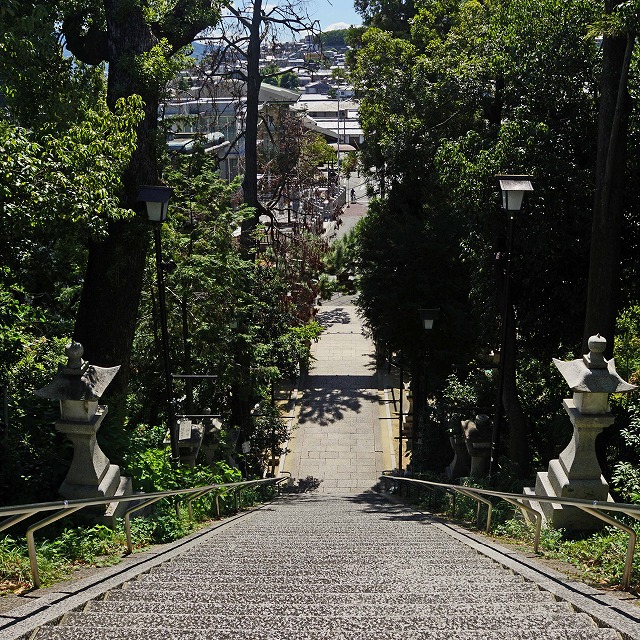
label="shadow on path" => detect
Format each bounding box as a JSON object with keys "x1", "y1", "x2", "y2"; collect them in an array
[
  {"x1": 316, "y1": 307, "x2": 351, "y2": 328},
  {"x1": 298, "y1": 387, "x2": 379, "y2": 426},
  {"x1": 306, "y1": 374, "x2": 376, "y2": 390}
]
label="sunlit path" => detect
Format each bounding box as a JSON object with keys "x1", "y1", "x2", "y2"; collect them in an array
[{"x1": 283, "y1": 294, "x2": 389, "y2": 492}]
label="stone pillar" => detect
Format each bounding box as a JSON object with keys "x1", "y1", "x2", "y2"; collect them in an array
[
  {"x1": 35, "y1": 342, "x2": 132, "y2": 523},
  {"x1": 524, "y1": 335, "x2": 636, "y2": 531},
  {"x1": 445, "y1": 432, "x2": 470, "y2": 481},
  {"x1": 403, "y1": 384, "x2": 414, "y2": 442},
  {"x1": 200, "y1": 408, "x2": 222, "y2": 467},
  {"x1": 463, "y1": 415, "x2": 492, "y2": 479}
]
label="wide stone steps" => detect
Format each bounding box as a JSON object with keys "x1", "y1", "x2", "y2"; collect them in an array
[
  {"x1": 31, "y1": 494, "x2": 623, "y2": 639},
  {"x1": 33, "y1": 625, "x2": 621, "y2": 640},
  {"x1": 62, "y1": 609, "x2": 600, "y2": 628},
  {"x1": 87, "y1": 600, "x2": 569, "y2": 616},
  {"x1": 102, "y1": 589, "x2": 558, "y2": 605}
]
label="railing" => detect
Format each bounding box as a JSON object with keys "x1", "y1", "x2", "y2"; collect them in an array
[
  {"x1": 0, "y1": 476, "x2": 288, "y2": 589},
  {"x1": 380, "y1": 475, "x2": 640, "y2": 590}
]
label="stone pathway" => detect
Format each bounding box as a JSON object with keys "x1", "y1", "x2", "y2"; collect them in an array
[{"x1": 283, "y1": 294, "x2": 390, "y2": 493}]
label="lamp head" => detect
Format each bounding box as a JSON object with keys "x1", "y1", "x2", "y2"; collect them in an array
[
  {"x1": 137, "y1": 185, "x2": 173, "y2": 222},
  {"x1": 418, "y1": 308, "x2": 440, "y2": 331},
  {"x1": 496, "y1": 175, "x2": 533, "y2": 212}
]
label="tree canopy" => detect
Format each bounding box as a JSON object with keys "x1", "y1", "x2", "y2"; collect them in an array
[{"x1": 349, "y1": 0, "x2": 639, "y2": 476}]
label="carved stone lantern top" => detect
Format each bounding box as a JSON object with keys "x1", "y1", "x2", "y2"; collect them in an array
[
  {"x1": 35, "y1": 342, "x2": 120, "y2": 422},
  {"x1": 553, "y1": 335, "x2": 635, "y2": 415},
  {"x1": 553, "y1": 334, "x2": 635, "y2": 394}
]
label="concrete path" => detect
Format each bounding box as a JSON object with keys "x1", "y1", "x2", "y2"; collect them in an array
[{"x1": 283, "y1": 294, "x2": 391, "y2": 493}]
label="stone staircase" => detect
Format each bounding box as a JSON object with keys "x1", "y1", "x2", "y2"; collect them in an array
[{"x1": 32, "y1": 493, "x2": 623, "y2": 640}]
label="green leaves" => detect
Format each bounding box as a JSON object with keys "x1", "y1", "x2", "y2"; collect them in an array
[{"x1": 0, "y1": 95, "x2": 142, "y2": 237}]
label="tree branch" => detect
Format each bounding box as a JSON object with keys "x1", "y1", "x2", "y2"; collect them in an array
[
  {"x1": 62, "y1": 12, "x2": 109, "y2": 65},
  {"x1": 158, "y1": 0, "x2": 221, "y2": 54}
]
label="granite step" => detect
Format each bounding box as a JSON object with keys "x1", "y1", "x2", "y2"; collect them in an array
[
  {"x1": 33, "y1": 625, "x2": 622, "y2": 640},
  {"x1": 102, "y1": 587, "x2": 557, "y2": 605},
  {"x1": 86, "y1": 599, "x2": 572, "y2": 617},
  {"x1": 58, "y1": 609, "x2": 602, "y2": 629}
]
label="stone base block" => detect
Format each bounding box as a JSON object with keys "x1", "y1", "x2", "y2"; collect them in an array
[
  {"x1": 102, "y1": 476, "x2": 134, "y2": 526},
  {"x1": 59, "y1": 464, "x2": 122, "y2": 501},
  {"x1": 525, "y1": 470, "x2": 614, "y2": 531},
  {"x1": 546, "y1": 458, "x2": 610, "y2": 502}
]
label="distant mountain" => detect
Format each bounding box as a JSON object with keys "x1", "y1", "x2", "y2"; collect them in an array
[{"x1": 189, "y1": 42, "x2": 208, "y2": 59}]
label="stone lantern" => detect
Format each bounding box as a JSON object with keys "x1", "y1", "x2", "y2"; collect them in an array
[
  {"x1": 525, "y1": 335, "x2": 636, "y2": 530},
  {"x1": 462, "y1": 414, "x2": 492, "y2": 478},
  {"x1": 35, "y1": 342, "x2": 131, "y2": 520},
  {"x1": 445, "y1": 428, "x2": 470, "y2": 481}
]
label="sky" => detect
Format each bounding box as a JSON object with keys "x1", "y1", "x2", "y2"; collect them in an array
[{"x1": 305, "y1": 0, "x2": 362, "y2": 31}]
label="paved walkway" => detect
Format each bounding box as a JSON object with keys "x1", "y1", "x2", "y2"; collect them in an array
[{"x1": 283, "y1": 295, "x2": 391, "y2": 493}]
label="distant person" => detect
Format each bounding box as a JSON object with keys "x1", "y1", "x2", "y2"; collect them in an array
[{"x1": 350, "y1": 188, "x2": 356, "y2": 203}]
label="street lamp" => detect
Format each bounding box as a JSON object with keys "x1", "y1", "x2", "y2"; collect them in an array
[
  {"x1": 419, "y1": 308, "x2": 440, "y2": 331},
  {"x1": 137, "y1": 185, "x2": 180, "y2": 464},
  {"x1": 418, "y1": 309, "x2": 439, "y2": 466},
  {"x1": 489, "y1": 175, "x2": 533, "y2": 478}
]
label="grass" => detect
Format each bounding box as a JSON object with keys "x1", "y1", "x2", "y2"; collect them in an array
[{"x1": 493, "y1": 517, "x2": 640, "y2": 590}]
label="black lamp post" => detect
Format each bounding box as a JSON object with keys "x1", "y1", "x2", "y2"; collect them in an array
[
  {"x1": 398, "y1": 351, "x2": 405, "y2": 473},
  {"x1": 489, "y1": 175, "x2": 533, "y2": 477},
  {"x1": 137, "y1": 185, "x2": 180, "y2": 464},
  {"x1": 418, "y1": 308, "x2": 439, "y2": 459}
]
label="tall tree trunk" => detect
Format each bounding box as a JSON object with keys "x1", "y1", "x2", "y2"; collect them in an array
[
  {"x1": 583, "y1": 19, "x2": 634, "y2": 357},
  {"x1": 73, "y1": 6, "x2": 160, "y2": 388},
  {"x1": 240, "y1": 0, "x2": 264, "y2": 242}
]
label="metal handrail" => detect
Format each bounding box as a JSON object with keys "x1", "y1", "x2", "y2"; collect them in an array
[
  {"x1": 380, "y1": 475, "x2": 640, "y2": 590},
  {"x1": 0, "y1": 476, "x2": 288, "y2": 588}
]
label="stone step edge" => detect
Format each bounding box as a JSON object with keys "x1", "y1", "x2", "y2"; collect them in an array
[
  {"x1": 32, "y1": 627, "x2": 622, "y2": 640},
  {"x1": 54, "y1": 610, "x2": 601, "y2": 630}
]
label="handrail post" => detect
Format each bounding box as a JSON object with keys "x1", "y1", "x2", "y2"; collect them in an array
[
  {"x1": 502, "y1": 496, "x2": 542, "y2": 553},
  {"x1": 26, "y1": 506, "x2": 84, "y2": 589},
  {"x1": 456, "y1": 488, "x2": 493, "y2": 533},
  {"x1": 186, "y1": 489, "x2": 212, "y2": 521},
  {"x1": 124, "y1": 497, "x2": 164, "y2": 554},
  {"x1": 579, "y1": 507, "x2": 636, "y2": 591}
]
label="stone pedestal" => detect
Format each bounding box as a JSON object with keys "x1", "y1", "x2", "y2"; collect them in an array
[
  {"x1": 526, "y1": 398, "x2": 614, "y2": 530},
  {"x1": 403, "y1": 385, "x2": 414, "y2": 440},
  {"x1": 55, "y1": 405, "x2": 132, "y2": 522},
  {"x1": 164, "y1": 419, "x2": 205, "y2": 467},
  {"x1": 445, "y1": 435, "x2": 470, "y2": 481},
  {"x1": 462, "y1": 415, "x2": 492, "y2": 479},
  {"x1": 467, "y1": 441, "x2": 491, "y2": 478},
  {"x1": 199, "y1": 411, "x2": 222, "y2": 467}
]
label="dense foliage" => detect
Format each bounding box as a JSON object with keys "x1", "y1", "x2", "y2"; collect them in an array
[
  {"x1": 349, "y1": 0, "x2": 640, "y2": 479},
  {"x1": 0, "y1": 2, "x2": 325, "y2": 507}
]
